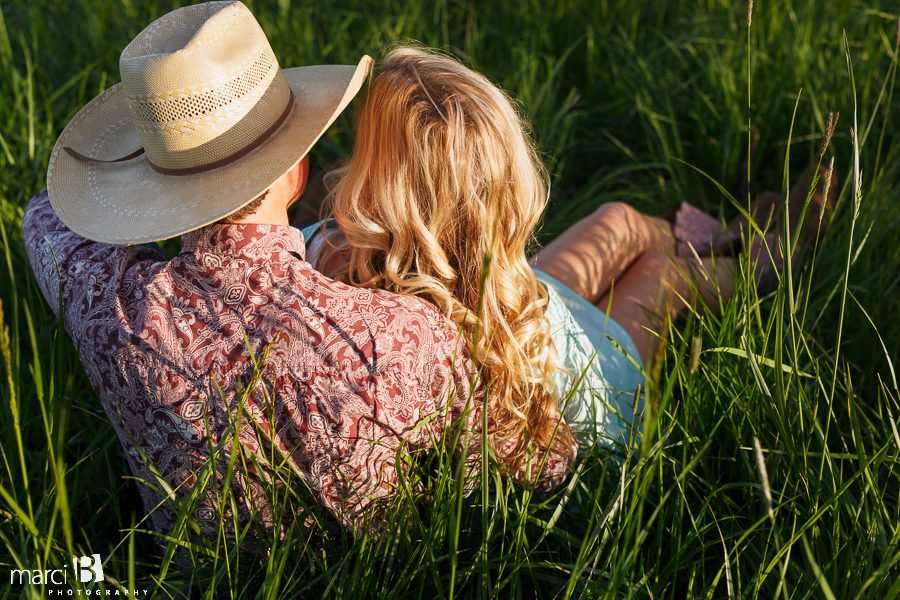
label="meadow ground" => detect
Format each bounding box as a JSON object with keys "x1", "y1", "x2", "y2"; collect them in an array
[{"x1": 1, "y1": 0, "x2": 900, "y2": 597}]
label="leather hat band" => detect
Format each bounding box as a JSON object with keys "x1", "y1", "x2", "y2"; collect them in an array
[{"x1": 64, "y1": 90, "x2": 295, "y2": 177}]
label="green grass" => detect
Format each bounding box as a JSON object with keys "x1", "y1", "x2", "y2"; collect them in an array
[{"x1": 2, "y1": 0, "x2": 900, "y2": 597}]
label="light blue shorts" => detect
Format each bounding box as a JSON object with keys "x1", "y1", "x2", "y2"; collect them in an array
[{"x1": 535, "y1": 270, "x2": 645, "y2": 450}]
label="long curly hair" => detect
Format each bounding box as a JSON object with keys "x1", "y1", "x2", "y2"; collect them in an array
[{"x1": 318, "y1": 46, "x2": 574, "y2": 474}]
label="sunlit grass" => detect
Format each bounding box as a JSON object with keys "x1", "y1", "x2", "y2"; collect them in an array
[{"x1": 1, "y1": 0, "x2": 899, "y2": 597}]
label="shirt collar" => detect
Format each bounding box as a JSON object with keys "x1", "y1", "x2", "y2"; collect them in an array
[{"x1": 180, "y1": 224, "x2": 306, "y2": 261}]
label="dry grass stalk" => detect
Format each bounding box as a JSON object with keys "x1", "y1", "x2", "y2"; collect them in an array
[
  {"x1": 689, "y1": 334, "x2": 701, "y2": 374},
  {"x1": 763, "y1": 202, "x2": 775, "y2": 233},
  {"x1": 686, "y1": 241, "x2": 711, "y2": 282},
  {"x1": 889, "y1": 412, "x2": 900, "y2": 451},
  {"x1": 752, "y1": 436, "x2": 775, "y2": 521}
]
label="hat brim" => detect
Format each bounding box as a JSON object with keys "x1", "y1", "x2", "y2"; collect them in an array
[{"x1": 46, "y1": 56, "x2": 372, "y2": 245}]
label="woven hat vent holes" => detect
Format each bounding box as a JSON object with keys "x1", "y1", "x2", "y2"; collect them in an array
[{"x1": 128, "y1": 50, "x2": 277, "y2": 125}]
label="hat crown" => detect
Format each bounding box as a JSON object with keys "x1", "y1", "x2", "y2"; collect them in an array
[
  {"x1": 117, "y1": 1, "x2": 292, "y2": 171},
  {"x1": 47, "y1": 0, "x2": 371, "y2": 245}
]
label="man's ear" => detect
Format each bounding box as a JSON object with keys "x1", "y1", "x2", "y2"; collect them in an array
[
  {"x1": 284, "y1": 154, "x2": 311, "y2": 211},
  {"x1": 297, "y1": 154, "x2": 311, "y2": 198},
  {"x1": 289, "y1": 155, "x2": 324, "y2": 228}
]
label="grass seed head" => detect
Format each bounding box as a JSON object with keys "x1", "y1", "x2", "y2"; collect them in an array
[
  {"x1": 820, "y1": 156, "x2": 835, "y2": 225},
  {"x1": 855, "y1": 168, "x2": 863, "y2": 221},
  {"x1": 747, "y1": 0, "x2": 754, "y2": 27},
  {"x1": 831, "y1": 112, "x2": 840, "y2": 153},
  {"x1": 820, "y1": 111, "x2": 837, "y2": 158},
  {"x1": 632, "y1": 383, "x2": 641, "y2": 415}
]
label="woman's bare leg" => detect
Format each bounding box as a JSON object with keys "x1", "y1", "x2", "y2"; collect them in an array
[
  {"x1": 597, "y1": 251, "x2": 736, "y2": 364},
  {"x1": 530, "y1": 202, "x2": 676, "y2": 304}
]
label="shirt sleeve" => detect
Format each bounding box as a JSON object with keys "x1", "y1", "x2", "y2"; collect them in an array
[{"x1": 21, "y1": 189, "x2": 164, "y2": 340}]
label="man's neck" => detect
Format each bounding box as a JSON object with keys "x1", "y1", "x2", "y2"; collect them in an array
[
  {"x1": 228, "y1": 203, "x2": 291, "y2": 226},
  {"x1": 225, "y1": 155, "x2": 309, "y2": 227}
]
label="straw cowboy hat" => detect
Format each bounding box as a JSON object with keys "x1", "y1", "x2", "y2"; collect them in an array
[{"x1": 47, "y1": 1, "x2": 372, "y2": 244}]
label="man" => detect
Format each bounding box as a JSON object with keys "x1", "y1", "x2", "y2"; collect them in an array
[{"x1": 22, "y1": 1, "x2": 571, "y2": 551}]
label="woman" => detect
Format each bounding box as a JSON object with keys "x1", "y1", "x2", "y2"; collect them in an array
[{"x1": 304, "y1": 46, "x2": 832, "y2": 457}]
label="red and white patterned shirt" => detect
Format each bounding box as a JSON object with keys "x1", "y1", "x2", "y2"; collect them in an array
[{"x1": 22, "y1": 189, "x2": 572, "y2": 542}]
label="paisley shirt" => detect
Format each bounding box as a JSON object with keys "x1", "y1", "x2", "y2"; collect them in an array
[{"x1": 22, "y1": 189, "x2": 573, "y2": 543}]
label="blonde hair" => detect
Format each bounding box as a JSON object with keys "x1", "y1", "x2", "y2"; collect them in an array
[{"x1": 319, "y1": 46, "x2": 574, "y2": 474}]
